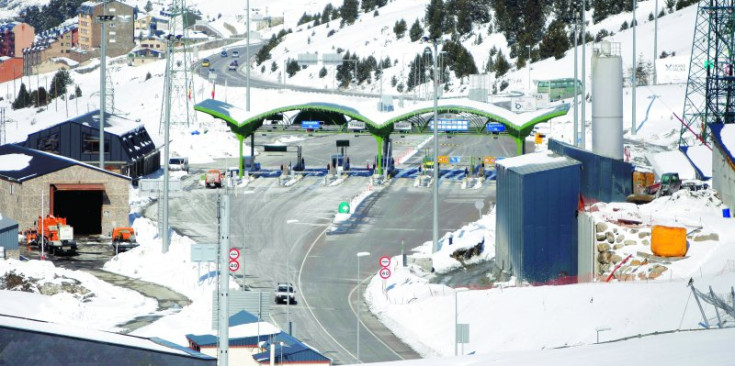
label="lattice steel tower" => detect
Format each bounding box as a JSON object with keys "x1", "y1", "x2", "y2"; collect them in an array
[
  {"x1": 159, "y1": 0, "x2": 197, "y2": 132},
  {"x1": 681, "y1": 0, "x2": 735, "y2": 146}
]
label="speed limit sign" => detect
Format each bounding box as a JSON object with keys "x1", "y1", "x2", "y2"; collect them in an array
[
  {"x1": 379, "y1": 255, "x2": 391, "y2": 268},
  {"x1": 229, "y1": 260, "x2": 240, "y2": 272},
  {"x1": 379, "y1": 267, "x2": 391, "y2": 279}
]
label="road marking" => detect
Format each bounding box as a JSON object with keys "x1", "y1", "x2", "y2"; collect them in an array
[{"x1": 298, "y1": 227, "x2": 406, "y2": 362}]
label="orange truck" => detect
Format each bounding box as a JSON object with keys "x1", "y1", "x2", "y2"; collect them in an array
[
  {"x1": 111, "y1": 227, "x2": 140, "y2": 253},
  {"x1": 24, "y1": 215, "x2": 77, "y2": 255},
  {"x1": 205, "y1": 169, "x2": 224, "y2": 188}
]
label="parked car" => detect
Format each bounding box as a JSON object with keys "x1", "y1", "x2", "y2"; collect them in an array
[
  {"x1": 221, "y1": 50, "x2": 228, "y2": 57},
  {"x1": 228, "y1": 60, "x2": 238, "y2": 71},
  {"x1": 169, "y1": 157, "x2": 189, "y2": 173},
  {"x1": 232, "y1": 50, "x2": 239, "y2": 57},
  {"x1": 201, "y1": 58, "x2": 210, "y2": 67}
]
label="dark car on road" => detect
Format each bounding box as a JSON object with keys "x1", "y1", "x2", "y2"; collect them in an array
[{"x1": 229, "y1": 60, "x2": 239, "y2": 71}]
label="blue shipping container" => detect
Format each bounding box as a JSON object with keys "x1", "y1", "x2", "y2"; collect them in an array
[
  {"x1": 495, "y1": 154, "x2": 581, "y2": 284},
  {"x1": 548, "y1": 139, "x2": 633, "y2": 203}
]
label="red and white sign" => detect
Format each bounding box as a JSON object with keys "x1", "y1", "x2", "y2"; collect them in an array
[
  {"x1": 229, "y1": 248, "x2": 240, "y2": 260},
  {"x1": 379, "y1": 268, "x2": 391, "y2": 279},
  {"x1": 379, "y1": 256, "x2": 391, "y2": 268},
  {"x1": 228, "y1": 260, "x2": 240, "y2": 272}
]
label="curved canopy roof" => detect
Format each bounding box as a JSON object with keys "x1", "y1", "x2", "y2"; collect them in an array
[{"x1": 194, "y1": 98, "x2": 569, "y2": 136}]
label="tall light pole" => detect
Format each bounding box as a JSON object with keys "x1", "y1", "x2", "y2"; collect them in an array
[
  {"x1": 581, "y1": 0, "x2": 587, "y2": 149},
  {"x1": 423, "y1": 37, "x2": 441, "y2": 253},
  {"x1": 97, "y1": 14, "x2": 114, "y2": 169},
  {"x1": 573, "y1": 8, "x2": 579, "y2": 146},
  {"x1": 526, "y1": 45, "x2": 531, "y2": 91},
  {"x1": 162, "y1": 34, "x2": 180, "y2": 254},
  {"x1": 632, "y1": 0, "x2": 637, "y2": 135},
  {"x1": 653, "y1": 0, "x2": 658, "y2": 85},
  {"x1": 355, "y1": 251, "x2": 370, "y2": 363},
  {"x1": 246, "y1": 0, "x2": 250, "y2": 112}
]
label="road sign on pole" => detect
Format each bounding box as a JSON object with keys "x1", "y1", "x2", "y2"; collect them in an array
[
  {"x1": 379, "y1": 267, "x2": 391, "y2": 279},
  {"x1": 437, "y1": 156, "x2": 449, "y2": 164},
  {"x1": 338, "y1": 202, "x2": 351, "y2": 213},
  {"x1": 449, "y1": 156, "x2": 461, "y2": 164},
  {"x1": 229, "y1": 248, "x2": 240, "y2": 260},
  {"x1": 229, "y1": 260, "x2": 240, "y2": 272},
  {"x1": 379, "y1": 255, "x2": 391, "y2": 268}
]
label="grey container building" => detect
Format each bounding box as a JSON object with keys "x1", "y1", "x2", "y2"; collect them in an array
[
  {"x1": 495, "y1": 153, "x2": 582, "y2": 284},
  {"x1": 0, "y1": 215, "x2": 19, "y2": 259},
  {"x1": 548, "y1": 138, "x2": 633, "y2": 203}
]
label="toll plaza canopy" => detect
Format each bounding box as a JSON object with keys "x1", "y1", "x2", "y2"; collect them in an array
[{"x1": 193, "y1": 97, "x2": 569, "y2": 174}]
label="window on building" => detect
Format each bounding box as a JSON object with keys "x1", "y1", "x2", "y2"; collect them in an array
[
  {"x1": 36, "y1": 132, "x2": 60, "y2": 153},
  {"x1": 82, "y1": 133, "x2": 110, "y2": 154}
]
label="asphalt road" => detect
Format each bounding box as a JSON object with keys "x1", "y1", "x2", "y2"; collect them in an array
[{"x1": 151, "y1": 132, "x2": 531, "y2": 364}]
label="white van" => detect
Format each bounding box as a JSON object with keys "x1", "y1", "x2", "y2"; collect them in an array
[{"x1": 169, "y1": 157, "x2": 189, "y2": 173}]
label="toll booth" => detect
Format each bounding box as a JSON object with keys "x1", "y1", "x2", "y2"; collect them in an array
[
  {"x1": 331, "y1": 154, "x2": 349, "y2": 174},
  {"x1": 242, "y1": 156, "x2": 261, "y2": 171}
]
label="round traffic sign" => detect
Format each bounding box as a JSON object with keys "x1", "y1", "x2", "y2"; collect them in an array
[
  {"x1": 379, "y1": 255, "x2": 391, "y2": 268},
  {"x1": 379, "y1": 267, "x2": 391, "y2": 279},
  {"x1": 229, "y1": 248, "x2": 240, "y2": 260},
  {"x1": 228, "y1": 260, "x2": 240, "y2": 272},
  {"x1": 474, "y1": 200, "x2": 484, "y2": 210}
]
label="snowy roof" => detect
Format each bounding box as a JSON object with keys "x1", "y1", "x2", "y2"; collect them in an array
[
  {"x1": 680, "y1": 145, "x2": 712, "y2": 179},
  {"x1": 711, "y1": 123, "x2": 735, "y2": 164},
  {"x1": 65, "y1": 110, "x2": 145, "y2": 136},
  {"x1": 186, "y1": 322, "x2": 279, "y2": 347},
  {"x1": 0, "y1": 144, "x2": 130, "y2": 183},
  {"x1": 0, "y1": 314, "x2": 212, "y2": 358},
  {"x1": 252, "y1": 339, "x2": 330, "y2": 364},
  {"x1": 194, "y1": 98, "x2": 569, "y2": 133},
  {"x1": 497, "y1": 150, "x2": 579, "y2": 172}
]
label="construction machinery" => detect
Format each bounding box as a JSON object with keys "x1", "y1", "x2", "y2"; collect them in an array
[
  {"x1": 626, "y1": 172, "x2": 682, "y2": 203},
  {"x1": 111, "y1": 227, "x2": 140, "y2": 253},
  {"x1": 24, "y1": 215, "x2": 77, "y2": 255},
  {"x1": 205, "y1": 169, "x2": 224, "y2": 188}
]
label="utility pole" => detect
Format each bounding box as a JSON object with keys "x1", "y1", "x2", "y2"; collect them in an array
[
  {"x1": 653, "y1": 0, "x2": 659, "y2": 85},
  {"x1": 573, "y1": 8, "x2": 579, "y2": 146},
  {"x1": 97, "y1": 13, "x2": 114, "y2": 169},
  {"x1": 162, "y1": 35, "x2": 178, "y2": 254},
  {"x1": 632, "y1": 0, "x2": 637, "y2": 135},
  {"x1": 217, "y1": 193, "x2": 231, "y2": 366},
  {"x1": 246, "y1": 0, "x2": 250, "y2": 112},
  {"x1": 581, "y1": 0, "x2": 586, "y2": 149}
]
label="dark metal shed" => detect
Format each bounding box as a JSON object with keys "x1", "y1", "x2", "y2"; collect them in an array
[
  {"x1": 548, "y1": 138, "x2": 633, "y2": 203},
  {"x1": 0, "y1": 216, "x2": 19, "y2": 258},
  {"x1": 495, "y1": 153, "x2": 581, "y2": 284}
]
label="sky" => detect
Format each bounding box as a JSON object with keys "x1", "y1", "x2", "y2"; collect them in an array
[{"x1": 1, "y1": 1, "x2": 735, "y2": 365}]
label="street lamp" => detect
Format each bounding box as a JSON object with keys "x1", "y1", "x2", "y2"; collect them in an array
[
  {"x1": 355, "y1": 251, "x2": 370, "y2": 363},
  {"x1": 631, "y1": 0, "x2": 637, "y2": 135},
  {"x1": 454, "y1": 287, "x2": 468, "y2": 356},
  {"x1": 422, "y1": 36, "x2": 441, "y2": 254},
  {"x1": 525, "y1": 45, "x2": 531, "y2": 91}
]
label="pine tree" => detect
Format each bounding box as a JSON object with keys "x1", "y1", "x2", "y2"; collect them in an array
[
  {"x1": 493, "y1": 50, "x2": 510, "y2": 77},
  {"x1": 361, "y1": 0, "x2": 377, "y2": 13},
  {"x1": 49, "y1": 69, "x2": 72, "y2": 99},
  {"x1": 425, "y1": 0, "x2": 444, "y2": 40},
  {"x1": 75, "y1": 85, "x2": 82, "y2": 98},
  {"x1": 539, "y1": 20, "x2": 570, "y2": 60},
  {"x1": 34, "y1": 87, "x2": 48, "y2": 107},
  {"x1": 144, "y1": 0, "x2": 153, "y2": 12},
  {"x1": 12, "y1": 83, "x2": 31, "y2": 110},
  {"x1": 394, "y1": 19, "x2": 407, "y2": 39},
  {"x1": 409, "y1": 19, "x2": 424, "y2": 42},
  {"x1": 319, "y1": 66, "x2": 328, "y2": 78},
  {"x1": 322, "y1": 3, "x2": 333, "y2": 23},
  {"x1": 340, "y1": 0, "x2": 359, "y2": 26},
  {"x1": 286, "y1": 59, "x2": 300, "y2": 77}
]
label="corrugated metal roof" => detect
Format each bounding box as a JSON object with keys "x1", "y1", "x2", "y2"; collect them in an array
[
  {"x1": 0, "y1": 216, "x2": 18, "y2": 230},
  {"x1": 252, "y1": 340, "x2": 330, "y2": 364},
  {"x1": 498, "y1": 152, "x2": 580, "y2": 175},
  {"x1": 0, "y1": 144, "x2": 130, "y2": 183},
  {"x1": 711, "y1": 123, "x2": 735, "y2": 163}
]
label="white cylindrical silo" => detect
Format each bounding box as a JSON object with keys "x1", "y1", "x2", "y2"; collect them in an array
[{"x1": 592, "y1": 42, "x2": 623, "y2": 160}]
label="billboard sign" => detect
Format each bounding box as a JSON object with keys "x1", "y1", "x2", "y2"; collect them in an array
[
  {"x1": 301, "y1": 121, "x2": 321, "y2": 129},
  {"x1": 431, "y1": 119, "x2": 469, "y2": 132},
  {"x1": 656, "y1": 55, "x2": 689, "y2": 84},
  {"x1": 394, "y1": 122, "x2": 412, "y2": 131}
]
